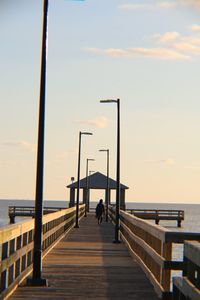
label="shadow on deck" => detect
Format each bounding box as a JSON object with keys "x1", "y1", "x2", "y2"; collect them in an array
[{"x1": 10, "y1": 213, "x2": 159, "y2": 300}]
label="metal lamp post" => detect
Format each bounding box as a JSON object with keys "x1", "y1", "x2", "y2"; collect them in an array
[
  {"x1": 100, "y1": 99, "x2": 120, "y2": 243},
  {"x1": 99, "y1": 149, "x2": 109, "y2": 222},
  {"x1": 29, "y1": 0, "x2": 86, "y2": 286},
  {"x1": 75, "y1": 131, "x2": 93, "y2": 228},
  {"x1": 85, "y1": 158, "x2": 95, "y2": 215},
  {"x1": 29, "y1": 0, "x2": 49, "y2": 286}
]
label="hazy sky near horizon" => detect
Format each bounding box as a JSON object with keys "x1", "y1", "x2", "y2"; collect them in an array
[{"x1": 1, "y1": 0, "x2": 200, "y2": 203}]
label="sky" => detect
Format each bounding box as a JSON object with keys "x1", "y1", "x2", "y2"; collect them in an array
[{"x1": 1, "y1": 0, "x2": 200, "y2": 203}]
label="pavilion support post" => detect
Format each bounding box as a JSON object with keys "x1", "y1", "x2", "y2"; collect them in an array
[
  {"x1": 83, "y1": 188, "x2": 87, "y2": 205},
  {"x1": 87, "y1": 189, "x2": 90, "y2": 212},
  {"x1": 108, "y1": 189, "x2": 111, "y2": 205},
  {"x1": 83, "y1": 188, "x2": 87, "y2": 216},
  {"x1": 69, "y1": 188, "x2": 75, "y2": 208},
  {"x1": 120, "y1": 189, "x2": 126, "y2": 210}
]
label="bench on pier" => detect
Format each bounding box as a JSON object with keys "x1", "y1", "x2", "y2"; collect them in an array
[
  {"x1": 173, "y1": 241, "x2": 200, "y2": 300},
  {"x1": 8, "y1": 206, "x2": 66, "y2": 224},
  {"x1": 126, "y1": 209, "x2": 184, "y2": 227}
]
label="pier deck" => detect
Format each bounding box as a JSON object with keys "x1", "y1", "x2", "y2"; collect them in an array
[{"x1": 10, "y1": 213, "x2": 159, "y2": 300}]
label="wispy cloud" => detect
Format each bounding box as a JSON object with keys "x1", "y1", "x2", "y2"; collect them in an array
[
  {"x1": 74, "y1": 116, "x2": 109, "y2": 128},
  {"x1": 3, "y1": 140, "x2": 36, "y2": 152},
  {"x1": 46, "y1": 149, "x2": 77, "y2": 166},
  {"x1": 154, "y1": 31, "x2": 200, "y2": 56},
  {"x1": 183, "y1": 165, "x2": 200, "y2": 170},
  {"x1": 179, "y1": 0, "x2": 200, "y2": 10},
  {"x1": 190, "y1": 24, "x2": 200, "y2": 31},
  {"x1": 145, "y1": 158, "x2": 175, "y2": 165},
  {"x1": 86, "y1": 47, "x2": 190, "y2": 61},
  {"x1": 86, "y1": 19, "x2": 200, "y2": 62},
  {"x1": 118, "y1": 2, "x2": 176, "y2": 10},
  {"x1": 119, "y1": 1, "x2": 200, "y2": 11}
]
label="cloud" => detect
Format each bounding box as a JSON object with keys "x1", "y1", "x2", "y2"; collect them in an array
[
  {"x1": 46, "y1": 149, "x2": 77, "y2": 166},
  {"x1": 118, "y1": 2, "x2": 176, "y2": 10},
  {"x1": 155, "y1": 32, "x2": 200, "y2": 45},
  {"x1": 145, "y1": 158, "x2": 175, "y2": 165},
  {"x1": 74, "y1": 116, "x2": 109, "y2": 128},
  {"x1": 179, "y1": 0, "x2": 200, "y2": 10},
  {"x1": 190, "y1": 24, "x2": 200, "y2": 31},
  {"x1": 119, "y1": 1, "x2": 200, "y2": 11},
  {"x1": 154, "y1": 31, "x2": 200, "y2": 56},
  {"x1": 119, "y1": 4, "x2": 153, "y2": 10},
  {"x1": 155, "y1": 32, "x2": 180, "y2": 43},
  {"x1": 184, "y1": 165, "x2": 200, "y2": 170},
  {"x1": 87, "y1": 25, "x2": 200, "y2": 62},
  {"x1": 3, "y1": 140, "x2": 36, "y2": 152},
  {"x1": 86, "y1": 47, "x2": 190, "y2": 61}
]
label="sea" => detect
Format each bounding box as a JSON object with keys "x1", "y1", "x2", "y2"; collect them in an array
[{"x1": 1, "y1": 199, "x2": 200, "y2": 275}]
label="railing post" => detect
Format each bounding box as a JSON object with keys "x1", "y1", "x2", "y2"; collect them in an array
[
  {"x1": 155, "y1": 210, "x2": 159, "y2": 225},
  {"x1": 161, "y1": 241, "x2": 172, "y2": 291}
]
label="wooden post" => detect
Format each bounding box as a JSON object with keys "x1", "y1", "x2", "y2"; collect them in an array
[
  {"x1": 83, "y1": 189, "x2": 87, "y2": 205},
  {"x1": 83, "y1": 188, "x2": 87, "y2": 217},
  {"x1": 69, "y1": 188, "x2": 75, "y2": 208},
  {"x1": 10, "y1": 215, "x2": 15, "y2": 224},
  {"x1": 161, "y1": 241, "x2": 172, "y2": 291},
  {"x1": 108, "y1": 189, "x2": 111, "y2": 205},
  {"x1": 120, "y1": 189, "x2": 125, "y2": 210}
]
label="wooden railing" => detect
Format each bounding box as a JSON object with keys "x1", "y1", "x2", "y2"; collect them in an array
[
  {"x1": 173, "y1": 241, "x2": 200, "y2": 299},
  {"x1": 126, "y1": 209, "x2": 184, "y2": 227},
  {"x1": 108, "y1": 206, "x2": 200, "y2": 300},
  {"x1": 8, "y1": 206, "x2": 65, "y2": 224},
  {"x1": 0, "y1": 204, "x2": 85, "y2": 300}
]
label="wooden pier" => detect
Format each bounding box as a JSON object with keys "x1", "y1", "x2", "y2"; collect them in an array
[
  {"x1": 8, "y1": 206, "x2": 65, "y2": 224},
  {"x1": 9, "y1": 213, "x2": 159, "y2": 300},
  {"x1": 126, "y1": 209, "x2": 184, "y2": 227},
  {"x1": 1, "y1": 204, "x2": 200, "y2": 300}
]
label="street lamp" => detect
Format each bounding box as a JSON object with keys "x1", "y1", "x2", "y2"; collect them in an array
[
  {"x1": 75, "y1": 131, "x2": 93, "y2": 228},
  {"x1": 100, "y1": 99, "x2": 120, "y2": 243},
  {"x1": 85, "y1": 158, "x2": 95, "y2": 215},
  {"x1": 99, "y1": 149, "x2": 109, "y2": 222},
  {"x1": 29, "y1": 0, "x2": 49, "y2": 286},
  {"x1": 29, "y1": 0, "x2": 86, "y2": 287}
]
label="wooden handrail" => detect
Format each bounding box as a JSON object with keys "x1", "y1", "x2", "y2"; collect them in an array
[
  {"x1": 0, "y1": 204, "x2": 85, "y2": 300},
  {"x1": 108, "y1": 206, "x2": 200, "y2": 299},
  {"x1": 173, "y1": 241, "x2": 200, "y2": 299},
  {"x1": 126, "y1": 209, "x2": 184, "y2": 227}
]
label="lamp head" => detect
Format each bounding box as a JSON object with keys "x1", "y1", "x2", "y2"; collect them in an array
[
  {"x1": 81, "y1": 131, "x2": 93, "y2": 135},
  {"x1": 100, "y1": 99, "x2": 118, "y2": 103}
]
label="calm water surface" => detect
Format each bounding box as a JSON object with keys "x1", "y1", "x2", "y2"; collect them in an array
[{"x1": 0, "y1": 199, "x2": 199, "y2": 269}]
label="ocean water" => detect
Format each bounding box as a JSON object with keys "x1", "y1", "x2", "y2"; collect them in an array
[
  {"x1": 1, "y1": 199, "x2": 200, "y2": 232},
  {"x1": 1, "y1": 199, "x2": 200, "y2": 270},
  {"x1": 0, "y1": 199, "x2": 69, "y2": 227}
]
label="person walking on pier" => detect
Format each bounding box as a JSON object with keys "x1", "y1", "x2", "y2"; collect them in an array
[{"x1": 95, "y1": 199, "x2": 105, "y2": 224}]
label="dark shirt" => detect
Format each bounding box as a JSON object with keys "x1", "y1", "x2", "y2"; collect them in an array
[{"x1": 95, "y1": 203, "x2": 105, "y2": 218}]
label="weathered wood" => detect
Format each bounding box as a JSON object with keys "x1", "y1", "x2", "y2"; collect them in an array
[
  {"x1": 173, "y1": 277, "x2": 200, "y2": 300},
  {"x1": 0, "y1": 205, "x2": 85, "y2": 300},
  {"x1": 112, "y1": 208, "x2": 200, "y2": 299},
  {"x1": 8, "y1": 207, "x2": 65, "y2": 224},
  {"x1": 173, "y1": 241, "x2": 200, "y2": 299},
  {"x1": 126, "y1": 209, "x2": 184, "y2": 227},
  {"x1": 10, "y1": 213, "x2": 159, "y2": 300}
]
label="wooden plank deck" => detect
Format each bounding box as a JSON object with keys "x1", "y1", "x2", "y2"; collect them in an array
[{"x1": 10, "y1": 213, "x2": 159, "y2": 300}]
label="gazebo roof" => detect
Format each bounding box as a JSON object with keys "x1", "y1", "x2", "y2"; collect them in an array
[{"x1": 67, "y1": 171, "x2": 129, "y2": 190}]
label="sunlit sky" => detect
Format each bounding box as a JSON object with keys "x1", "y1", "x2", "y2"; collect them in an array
[{"x1": 1, "y1": 0, "x2": 200, "y2": 203}]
